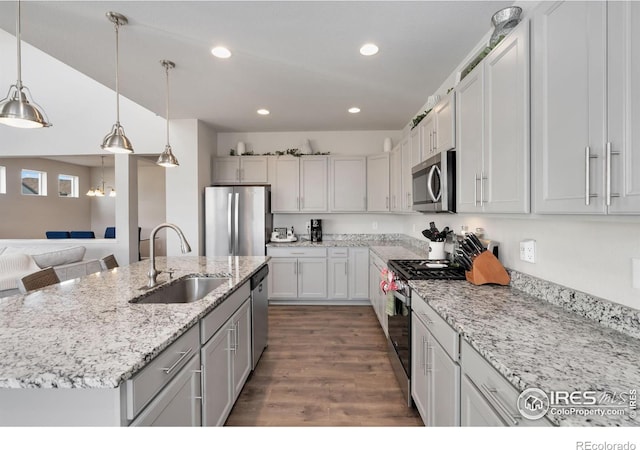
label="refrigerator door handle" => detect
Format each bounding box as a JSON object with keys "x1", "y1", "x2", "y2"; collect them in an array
[
  {"x1": 234, "y1": 193, "x2": 240, "y2": 256},
  {"x1": 228, "y1": 193, "x2": 233, "y2": 254}
]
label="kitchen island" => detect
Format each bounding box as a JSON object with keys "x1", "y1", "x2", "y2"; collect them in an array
[{"x1": 0, "y1": 256, "x2": 268, "y2": 426}]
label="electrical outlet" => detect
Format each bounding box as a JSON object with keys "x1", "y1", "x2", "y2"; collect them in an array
[
  {"x1": 633, "y1": 258, "x2": 640, "y2": 289},
  {"x1": 520, "y1": 240, "x2": 536, "y2": 263},
  {"x1": 372, "y1": 221, "x2": 378, "y2": 230}
]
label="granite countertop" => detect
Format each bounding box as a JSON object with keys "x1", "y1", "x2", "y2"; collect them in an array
[
  {"x1": 0, "y1": 256, "x2": 268, "y2": 389},
  {"x1": 409, "y1": 280, "x2": 640, "y2": 426}
]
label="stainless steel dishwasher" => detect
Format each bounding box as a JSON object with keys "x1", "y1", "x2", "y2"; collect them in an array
[{"x1": 250, "y1": 264, "x2": 269, "y2": 369}]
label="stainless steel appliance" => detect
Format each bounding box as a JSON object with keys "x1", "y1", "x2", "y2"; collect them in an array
[
  {"x1": 412, "y1": 150, "x2": 456, "y2": 213},
  {"x1": 310, "y1": 219, "x2": 322, "y2": 242},
  {"x1": 250, "y1": 264, "x2": 269, "y2": 369},
  {"x1": 385, "y1": 259, "x2": 466, "y2": 407},
  {"x1": 205, "y1": 186, "x2": 272, "y2": 256}
]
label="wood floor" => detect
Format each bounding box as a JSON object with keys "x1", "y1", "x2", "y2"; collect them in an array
[{"x1": 225, "y1": 305, "x2": 423, "y2": 426}]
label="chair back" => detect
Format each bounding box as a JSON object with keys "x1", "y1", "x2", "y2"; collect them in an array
[
  {"x1": 70, "y1": 231, "x2": 95, "y2": 239},
  {"x1": 100, "y1": 254, "x2": 119, "y2": 270},
  {"x1": 18, "y1": 267, "x2": 60, "y2": 293},
  {"x1": 46, "y1": 231, "x2": 70, "y2": 239},
  {"x1": 104, "y1": 227, "x2": 116, "y2": 239}
]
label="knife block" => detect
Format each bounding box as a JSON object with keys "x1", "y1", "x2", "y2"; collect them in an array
[{"x1": 465, "y1": 251, "x2": 510, "y2": 286}]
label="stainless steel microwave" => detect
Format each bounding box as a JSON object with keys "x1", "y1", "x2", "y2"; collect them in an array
[{"x1": 411, "y1": 150, "x2": 456, "y2": 213}]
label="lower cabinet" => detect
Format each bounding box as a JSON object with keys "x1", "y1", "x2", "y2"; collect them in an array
[
  {"x1": 202, "y1": 299, "x2": 252, "y2": 426},
  {"x1": 368, "y1": 251, "x2": 388, "y2": 335},
  {"x1": 130, "y1": 354, "x2": 202, "y2": 427},
  {"x1": 460, "y1": 375, "x2": 505, "y2": 426}
]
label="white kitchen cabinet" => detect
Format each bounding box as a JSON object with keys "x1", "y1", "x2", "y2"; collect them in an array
[
  {"x1": 329, "y1": 156, "x2": 367, "y2": 212},
  {"x1": 202, "y1": 298, "x2": 252, "y2": 427},
  {"x1": 434, "y1": 91, "x2": 456, "y2": 153},
  {"x1": 367, "y1": 154, "x2": 390, "y2": 212},
  {"x1": 400, "y1": 136, "x2": 413, "y2": 211},
  {"x1": 348, "y1": 248, "x2": 369, "y2": 300},
  {"x1": 389, "y1": 146, "x2": 403, "y2": 212},
  {"x1": 130, "y1": 354, "x2": 202, "y2": 427},
  {"x1": 213, "y1": 156, "x2": 268, "y2": 184},
  {"x1": 410, "y1": 125, "x2": 422, "y2": 166},
  {"x1": 298, "y1": 258, "x2": 328, "y2": 299},
  {"x1": 269, "y1": 257, "x2": 298, "y2": 299},
  {"x1": 531, "y1": 1, "x2": 607, "y2": 214},
  {"x1": 460, "y1": 375, "x2": 505, "y2": 426},
  {"x1": 368, "y1": 251, "x2": 388, "y2": 336},
  {"x1": 457, "y1": 20, "x2": 530, "y2": 213},
  {"x1": 328, "y1": 251, "x2": 349, "y2": 300},
  {"x1": 273, "y1": 156, "x2": 327, "y2": 213},
  {"x1": 419, "y1": 112, "x2": 436, "y2": 159},
  {"x1": 267, "y1": 248, "x2": 327, "y2": 301},
  {"x1": 411, "y1": 293, "x2": 460, "y2": 427}
]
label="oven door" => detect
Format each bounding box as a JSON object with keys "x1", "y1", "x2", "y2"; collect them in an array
[{"x1": 387, "y1": 288, "x2": 411, "y2": 378}]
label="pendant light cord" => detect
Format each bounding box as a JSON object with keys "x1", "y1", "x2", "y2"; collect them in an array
[
  {"x1": 114, "y1": 20, "x2": 120, "y2": 124},
  {"x1": 16, "y1": 0, "x2": 22, "y2": 88},
  {"x1": 165, "y1": 63, "x2": 170, "y2": 145}
]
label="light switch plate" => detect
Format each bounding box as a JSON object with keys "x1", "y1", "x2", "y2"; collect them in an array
[
  {"x1": 520, "y1": 239, "x2": 536, "y2": 263},
  {"x1": 633, "y1": 258, "x2": 640, "y2": 289}
]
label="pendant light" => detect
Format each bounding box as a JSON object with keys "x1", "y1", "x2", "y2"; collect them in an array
[
  {"x1": 156, "y1": 60, "x2": 179, "y2": 167},
  {"x1": 101, "y1": 12, "x2": 134, "y2": 154},
  {"x1": 86, "y1": 156, "x2": 114, "y2": 197},
  {"x1": 0, "y1": 0, "x2": 51, "y2": 128}
]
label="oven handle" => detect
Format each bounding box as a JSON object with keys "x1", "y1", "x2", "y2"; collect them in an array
[{"x1": 392, "y1": 289, "x2": 409, "y2": 306}]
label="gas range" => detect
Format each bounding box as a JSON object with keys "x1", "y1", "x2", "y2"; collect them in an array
[{"x1": 388, "y1": 259, "x2": 466, "y2": 281}]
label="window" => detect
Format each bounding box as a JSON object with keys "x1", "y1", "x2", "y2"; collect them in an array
[
  {"x1": 21, "y1": 169, "x2": 47, "y2": 196},
  {"x1": 58, "y1": 174, "x2": 79, "y2": 197},
  {"x1": 0, "y1": 166, "x2": 5, "y2": 194}
]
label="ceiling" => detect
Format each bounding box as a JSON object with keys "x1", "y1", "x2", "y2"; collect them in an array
[{"x1": 0, "y1": 1, "x2": 512, "y2": 133}]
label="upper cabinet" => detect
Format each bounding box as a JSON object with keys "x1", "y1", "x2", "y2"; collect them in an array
[
  {"x1": 367, "y1": 154, "x2": 390, "y2": 212},
  {"x1": 400, "y1": 136, "x2": 413, "y2": 211},
  {"x1": 272, "y1": 156, "x2": 327, "y2": 213},
  {"x1": 457, "y1": 20, "x2": 530, "y2": 213},
  {"x1": 329, "y1": 156, "x2": 367, "y2": 212},
  {"x1": 419, "y1": 113, "x2": 436, "y2": 160},
  {"x1": 213, "y1": 156, "x2": 268, "y2": 184},
  {"x1": 410, "y1": 125, "x2": 422, "y2": 167},
  {"x1": 390, "y1": 146, "x2": 403, "y2": 212},
  {"x1": 434, "y1": 91, "x2": 456, "y2": 154},
  {"x1": 532, "y1": 0, "x2": 640, "y2": 215}
]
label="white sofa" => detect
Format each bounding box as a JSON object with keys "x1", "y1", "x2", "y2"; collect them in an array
[{"x1": 0, "y1": 245, "x2": 102, "y2": 297}]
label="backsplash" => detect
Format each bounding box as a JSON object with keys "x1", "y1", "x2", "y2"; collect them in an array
[{"x1": 509, "y1": 271, "x2": 640, "y2": 340}]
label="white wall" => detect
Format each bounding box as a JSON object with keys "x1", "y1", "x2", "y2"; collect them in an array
[
  {"x1": 218, "y1": 130, "x2": 401, "y2": 157},
  {"x1": 138, "y1": 163, "x2": 167, "y2": 257},
  {"x1": 89, "y1": 166, "x2": 116, "y2": 238},
  {"x1": 0, "y1": 158, "x2": 91, "y2": 238},
  {"x1": 274, "y1": 213, "x2": 405, "y2": 236}
]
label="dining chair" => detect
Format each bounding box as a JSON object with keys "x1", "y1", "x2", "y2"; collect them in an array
[
  {"x1": 99, "y1": 254, "x2": 119, "y2": 270},
  {"x1": 18, "y1": 268, "x2": 60, "y2": 294}
]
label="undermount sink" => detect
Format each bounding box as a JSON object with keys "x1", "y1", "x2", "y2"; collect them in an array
[{"x1": 130, "y1": 276, "x2": 229, "y2": 304}]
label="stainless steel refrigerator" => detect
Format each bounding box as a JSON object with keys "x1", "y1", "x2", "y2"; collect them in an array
[{"x1": 205, "y1": 185, "x2": 272, "y2": 256}]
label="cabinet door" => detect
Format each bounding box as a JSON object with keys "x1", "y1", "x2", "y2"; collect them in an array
[
  {"x1": 269, "y1": 258, "x2": 298, "y2": 299},
  {"x1": 460, "y1": 375, "x2": 505, "y2": 426},
  {"x1": 367, "y1": 154, "x2": 390, "y2": 212},
  {"x1": 531, "y1": 0, "x2": 607, "y2": 214},
  {"x1": 297, "y1": 258, "x2": 327, "y2": 299},
  {"x1": 419, "y1": 113, "x2": 435, "y2": 159},
  {"x1": 328, "y1": 258, "x2": 349, "y2": 300},
  {"x1": 273, "y1": 158, "x2": 300, "y2": 212},
  {"x1": 240, "y1": 157, "x2": 268, "y2": 183},
  {"x1": 411, "y1": 313, "x2": 429, "y2": 424},
  {"x1": 329, "y1": 156, "x2": 367, "y2": 212},
  {"x1": 202, "y1": 323, "x2": 233, "y2": 426},
  {"x1": 130, "y1": 355, "x2": 202, "y2": 427},
  {"x1": 400, "y1": 137, "x2": 413, "y2": 211},
  {"x1": 213, "y1": 157, "x2": 240, "y2": 183},
  {"x1": 456, "y1": 67, "x2": 484, "y2": 213},
  {"x1": 300, "y1": 157, "x2": 328, "y2": 212},
  {"x1": 434, "y1": 92, "x2": 455, "y2": 153},
  {"x1": 232, "y1": 300, "x2": 252, "y2": 401},
  {"x1": 607, "y1": 1, "x2": 640, "y2": 214},
  {"x1": 348, "y1": 248, "x2": 369, "y2": 299},
  {"x1": 429, "y1": 336, "x2": 460, "y2": 426},
  {"x1": 410, "y1": 126, "x2": 421, "y2": 166},
  {"x1": 389, "y1": 147, "x2": 403, "y2": 211},
  {"x1": 483, "y1": 21, "x2": 530, "y2": 213}
]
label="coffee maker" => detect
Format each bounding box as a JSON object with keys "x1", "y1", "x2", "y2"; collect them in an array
[{"x1": 310, "y1": 219, "x2": 322, "y2": 242}]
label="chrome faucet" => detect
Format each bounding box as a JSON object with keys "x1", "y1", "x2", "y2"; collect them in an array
[{"x1": 148, "y1": 223, "x2": 192, "y2": 288}]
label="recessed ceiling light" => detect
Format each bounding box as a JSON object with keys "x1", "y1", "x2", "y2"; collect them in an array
[
  {"x1": 211, "y1": 46, "x2": 232, "y2": 59},
  {"x1": 359, "y1": 43, "x2": 379, "y2": 56},
  {"x1": 348, "y1": 107, "x2": 361, "y2": 114},
  {"x1": 257, "y1": 109, "x2": 270, "y2": 115}
]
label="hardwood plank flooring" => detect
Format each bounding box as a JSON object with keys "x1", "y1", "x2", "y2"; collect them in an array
[{"x1": 225, "y1": 305, "x2": 423, "y2": 426}]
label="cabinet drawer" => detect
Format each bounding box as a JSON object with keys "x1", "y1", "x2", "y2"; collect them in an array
[
  {"x1": 200, "y1": 281, "x2": 250, "y2": 345},
  {"x1": 328, "y1": 248, "x2": 349, "y2": 258},
  {"x1": 126, "y1": 324, "x2": 200, "y2": 420},
  {"x1": 411, "y1": 292, "x2": 459, "y2": 361},
  {"x1": 267, "y1": 247, "x2": 327, "y2": 258},
  {"x1": 461, "y1": 340, "x2": 552, "y2": 427}
]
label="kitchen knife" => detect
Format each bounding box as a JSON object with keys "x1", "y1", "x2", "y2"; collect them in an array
[
  {"x1": 461, "y1": 241, "x2": 478, "y2": 257},
  {"x1": 468, "y1": 233, "x2": 486, "y2": 253},
  {"x1": 455, "y1": 250, "x2": 473, "y2": 271}
]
